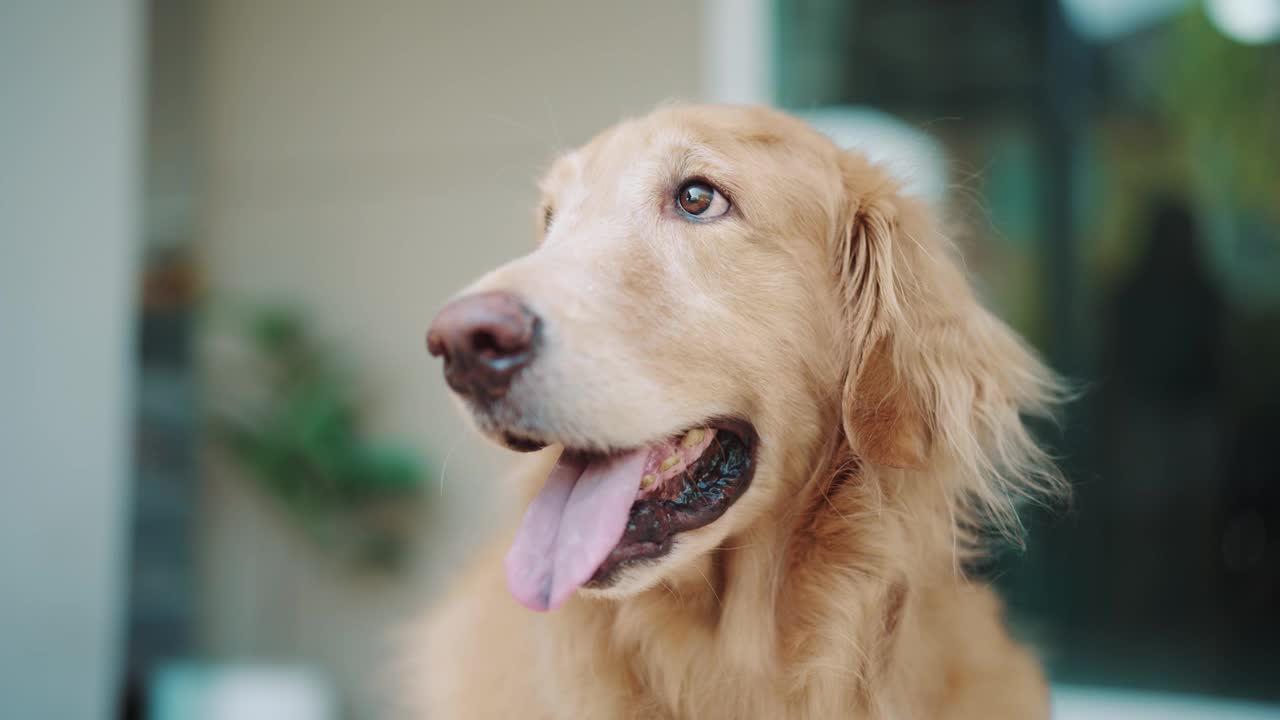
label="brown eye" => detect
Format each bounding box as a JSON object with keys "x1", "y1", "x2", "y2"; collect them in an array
[{"x1": 676, "y1": 180, "x2": 730, "y2": 219}]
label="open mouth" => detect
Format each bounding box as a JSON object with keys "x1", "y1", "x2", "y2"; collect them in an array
[{"x1": 503, "y1": 420, "x2": 757, "y2": 612}]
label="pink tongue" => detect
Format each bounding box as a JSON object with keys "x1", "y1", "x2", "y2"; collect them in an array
[{"x1": 504, "y1": 448, "x2": 649, "y2": 611}]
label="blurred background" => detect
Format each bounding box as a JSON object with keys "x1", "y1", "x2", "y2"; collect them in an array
[{"x1": 2, "y1": 0, "x2": 1278, "y2": 718}]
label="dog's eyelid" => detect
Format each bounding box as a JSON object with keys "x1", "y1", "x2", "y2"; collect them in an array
[{"x1": 674, "y1": 168, "x2": 738, "y2": 202}]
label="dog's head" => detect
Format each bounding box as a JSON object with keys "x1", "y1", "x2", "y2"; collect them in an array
[{"x1": 427, "y1": 105, "x2": 1059, "y2": 611}]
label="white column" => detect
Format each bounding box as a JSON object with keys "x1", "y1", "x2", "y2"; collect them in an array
[
  {"x1": 0, "y1": 1, "x2": 143, "y2": 718},
  {"x1": 702, "y1": 0, "x2": 775, "y2": 105}
]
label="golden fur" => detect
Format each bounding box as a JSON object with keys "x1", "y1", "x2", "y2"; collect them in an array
[{"x1": 407, "y1": 104, "x2": 1063, "y2": 719}]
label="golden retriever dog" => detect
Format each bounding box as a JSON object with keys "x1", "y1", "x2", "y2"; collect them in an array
[{"x1": 413, "y1": 104, "x2": 1063, "y2": 719}]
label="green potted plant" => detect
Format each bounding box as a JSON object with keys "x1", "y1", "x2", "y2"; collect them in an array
[{"x1": 212, "y1": 305, "x2": 428, "y2": 571}]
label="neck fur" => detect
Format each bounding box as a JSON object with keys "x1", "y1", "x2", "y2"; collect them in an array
[{"x1": 556, "y1": 423, "x2": 960, "y2": 718}]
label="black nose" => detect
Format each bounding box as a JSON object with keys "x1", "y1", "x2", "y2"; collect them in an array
[{"x1": 426, "y1": 291, "x2": 539, "y2": 400}]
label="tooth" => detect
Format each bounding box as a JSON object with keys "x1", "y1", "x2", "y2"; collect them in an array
[
  {"x1": 641, "y1": 473, "x2": 656, "y2": 489},
  {"x1": 660, "y1": 455, "x2": 680, "y2": 472},
  {"x1": 681, "y1": 428, "x2": 706, "y2": 448}
]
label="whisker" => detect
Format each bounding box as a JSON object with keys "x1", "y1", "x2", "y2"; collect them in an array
[
  {"x1": 438, "y1": 432, "x2": 463, "y2": 496},
  {"x1": 659, "y1": 578, "x2": 685, "y2": 608},
  {"x1": 692, "y1": 564, "x2": 722, "y2": 608}
]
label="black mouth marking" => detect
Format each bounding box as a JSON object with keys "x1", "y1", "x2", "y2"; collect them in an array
[
  {"x1": 585, "y1": 425, "x2": 756, "y2": 588},
  {"x1": 502, "y1": 431, "x2": 548, "y2": 453}
]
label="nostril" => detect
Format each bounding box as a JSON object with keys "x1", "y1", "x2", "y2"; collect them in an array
[{"x1": 470, "y1": 329, "x2": 505, "y2": 358}]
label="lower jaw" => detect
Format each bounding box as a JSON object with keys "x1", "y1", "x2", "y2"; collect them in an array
[
  {"x1": 584, "y1": 538, "x2": 672, "y2": 588},
  {"x1": 583, "y1": 426, "x2": 756, "y2": 588}
]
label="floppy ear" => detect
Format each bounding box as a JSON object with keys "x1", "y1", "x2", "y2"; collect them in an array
[
  {"x1": 834, "y1": 153, "x2": 1064, "y2": 532},
  {"x1": 842, "y1": 335, "x2": 929, "y2": 469},
  {"x1": 837, "y1": 191, "x2": 929, "y2": 470}
]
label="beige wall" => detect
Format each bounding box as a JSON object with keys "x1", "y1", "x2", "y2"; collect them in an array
[{"x1": 198, "y1": 2, "x2": 703, "y2": 716}]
